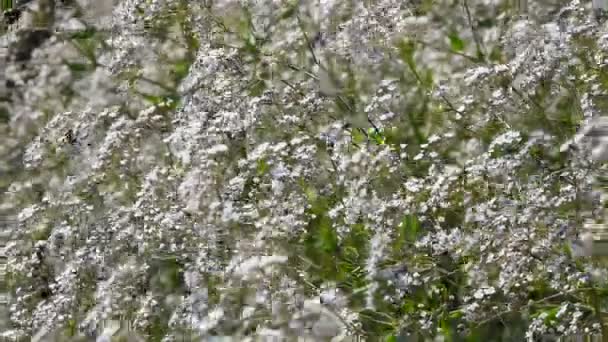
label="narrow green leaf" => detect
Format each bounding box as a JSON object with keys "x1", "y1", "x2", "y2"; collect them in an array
[
  {"x1": 0, "y1": 106, "x2": 10, "y2": 124},
  {"x1": 65, "y1": 319, "x2": 77, "y2": 337},
  {"x1": 1, "y1": 0, "x2": 13, "y2": 11},
  {"x1": 140, "y1": 93, "x2": 180, "y2": 109},
  {"x1": 449, "y1": 309, "x2": 464, "y2": 319},
  {"x1": 317, "y1": 215, "x2": 338, "y2": 253},
  {"x1": 398, "y1": 39, "x2": 417, "y2": 71},
  {"x1": 65, "y1": 62, "x2": 90, "y2": 73},
  {"x1": 385, "y1": 335, "x2": 397, "y2": 342},
  {"x1": 351, "y1": 129, "x2": 367, "y2": 145},
  {"x1": 249, "y1": 79, "x2": 266, "y2": 97},
  {"x1": 70, "y1": 27, "x2": 96, "y2": 40},
  {"x1": 279, "y1": 4, "x2": 297, "y2": 19},
  {"x1": 440, "y1": 318, "x2": 453, "y2": 338},
  {"x1": 185, "y1": 32, "x2": 200, "y2": 53},
  {"x1": 368, "y1": 128, "x2": 386, "y2": 145},
  {"x1": 399, "y1": 214, "x2": 420, "y2": 243},
  {"x1": 448, "y1": 32, "x2": 465, "y2": 52},
  {"x1": 171, "y1": 60, "x2": 191, "y2": 82},
  {"x1": 541, "y1": 306, "x2": 560, "y2": 326},
  {"x1": 256, "y1": 159, "x2": 269, "y2": 176}
]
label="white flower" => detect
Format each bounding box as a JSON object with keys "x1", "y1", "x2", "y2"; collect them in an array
[
  {"x1": 207, "y1": 144, "x2": 229, "y2": 155},
  {"x1": 405, "y1": 178, "x2": 424, "y2": 193},
  {"x1": 428, "y1": 134, "x2": 441, "y2": 143},
  {"x1": 484, "y1": 287, "x2": 496, "y2": 296},
  {"x1": 232, "y1": 256, "x2": 288, "y2": 280},
  {"x1": 473, "y1": 289, "x2": 485, "y2": 300},
  {"x1": 198, "y1": 308, "x2": 224, "y2": 333}
]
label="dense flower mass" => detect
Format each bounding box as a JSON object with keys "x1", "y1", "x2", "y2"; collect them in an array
[{"x1": 3, "y1": 0, "x2": 608, "y2": 340}]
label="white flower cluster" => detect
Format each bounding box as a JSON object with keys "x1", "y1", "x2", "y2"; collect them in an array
[{"x1": 3, "y1": 0, "x2": 608, "y2": 340}]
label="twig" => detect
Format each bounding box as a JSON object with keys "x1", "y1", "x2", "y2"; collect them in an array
[
  {"x1": 462, "y1": 0, "x2": 485, "y2": 61},
  {"x1": 280, "y1": 79, "x2": 305, "y2": 96},
  {"x1": 358, "y1": 311, "x2": 394, "y2": 327},
  {"x1": 475, "y1": 287, "x2": 595, "y2": 327},
  {"x1": 296, "y1": 14, "x2": 319, "y2": 66},
  {"x1": 413, "y1": 38, "x2": 480, "y2": 63},
  {"x1": 511, "y1": 85, "x2": 543, "y2": 111},
  {"x1": 283, "y1": 61, "x2": 319, "y2": 80},
  {"x1": 592, "y1": 286, "x2": 608, "y2": 340}
]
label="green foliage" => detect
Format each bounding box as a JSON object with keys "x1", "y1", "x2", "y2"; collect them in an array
[
  {"x1": 64, "y1": 61, "x2": 93, "y2": 82},
  {"x1": 1, "y1": 0, "x2": 12, "y2": 11},
  {"x1": 256, "y1": 158, "x2": 269, "y2": 176},
  {"x1": 147, "y1": 308, "x2": 172, "y2": 341},
  {"x1": 447, "y1": 31, "x2": 466, "y2": 52},
  {"x1": 6, "y1": 0, "x2": 608, "y2": 340},
  {"x1": 64, "y1": 318, "x2": 78, "y2": 337},
  {"x1": 399, "y1": 214, "x2": 420, "y2": 244},
  {"x1": 170, "y1": 60, "x2": 191, "y2": 83},
  {"x1": 385, "y1": 335, "x2": 398, "y2": 342},
  {"x1": 0, "y1": 106, "x2": 9, "y2": 124},
  {"x1": 235, "y1": 6, "x2": 264, "y2": 64},
  {"x1": 279, "y1": 1, "x2": 298, "y2": 20},
  {"x1": 140, "y1": 93, "x2": 180, "y2": 110},
  {"x1": 398, "y1": 39, "x2": 417, "y2": 77},
  {"x1": 69, "y1": 27, "x2": 96, "y2": 40},
  {"x1": 67, "y1": 28, "x2": 106, "y2": 66},
  {"x1": 368, "y1": 128, "x2": 387, "y2": 145},
  {"x1": 351, "y1": 128, "x2": 367, "y2": 145},
  {"x1": 150, "y1": 258, "x2": 184, "y2": 293},
  {"x1": 314, "y1": 215, "x2": 339, "y2": 253},
  {"x1": 248, "y1": 79, "x2": 266, "y2": 97},
  {"x1": 479, "y1": 117, "x2": 507, "y2": 147},
  {"x1": 297, "y1": 179, "x2": 371, "y2": 299},
  {"x1": 30, "y1": 222, "x2": 52, "y2": 241},
  {"x1": 488, "y1": 45, "x2": 505, "y2": 63}
]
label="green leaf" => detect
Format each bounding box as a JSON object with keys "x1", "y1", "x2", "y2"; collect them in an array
[
  {"x1": 31, "y1": 224, "x2": 52, "y2": 241},
  {"x1": 401, "y1": 299, "x2": 416, "y2": 314},
  {"x1": 185, "y1": 31, "x2": 200, "y2": 53},
  {"x1": 279, "y1": 3, "x2": 297, "y2": 20},
  {"x1": 70, "y1": 27, "x2": 97, "y2": 40},
  {"x1": 0, "y1": 106, "x2": 9, "y2": 124},
  {"x1": 300, "y1": 178, "x2": 318, "y2": 204},
  {"x1": 139, "y1": 93, "x2": 180, "y2": 111},
  {"x1": 248, "y1": 79, "x2": 266, "y2": 97},
  {"x1": 368, "y1": 128, "x2": 386, "y2": 145},
  {"x1": 399, "y1": 214, "x2": 420, "y2": 243},
  {"x1": 134, "y1": 3, "x2": 145, "y2": 15},
  {"x1": 440, "y1": 317, "x2": 453, "y2": 338},
  {"x1": 72, "y1": 38, "x2": 98, "y2": 65},
  {"x1": 65, "y1": 319, "x2": 77, "y2": 337},
  {"x1": 562, "y1": 242, "x2": 573, "y2": 258},
  {"x1": 541, "y1": 306, "x2": 560, "y2": 326},
  {"x1": 317, "y1": 215, "x2": 338, "y2": 253},
  {"x1": 343, "y1": 246, "x2": 360, "y2": 260},
  {"x1": 488, "y1": 46, "x2": 504, "y2": 63},
  {"x1": 423, "y1": 68, "x2": 434, "y2": 88},
  {"x1": 171, "y1": 60, "x2": 191, "y2": 82},
  {"x1": 385, "y1": 335, "x2": 398, "y2": 342},
  {"x1": 398, "y1": 39, "x2": 417, "y2": 71},
  {"x1": 449, "y1": 309, "x2": 464, "y2": 319},
  {"x1": 334, "y1": 96, "x2": 352, "y2": 114},
  {"x1": 448, "y1": 32, "x2": 465, "y2": 52},
  {"x1": 383, "y1": 126, "x2": 403, "y2": 146},
  {"x1": 1, "y1": 0, "x2": 13, "y2": 11},
  {"x1": 351, "y1": 129, "x2": 367, "y2": 145},
  {"x1": 241, "y1": 30, "x2": 260, "y2": 61},
  {"x1": 65, "y1": 62, "x2": 90, "y2": 73},
  {"x1": 256, "y1": 158, "x2": 269, "y2": 176}
]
